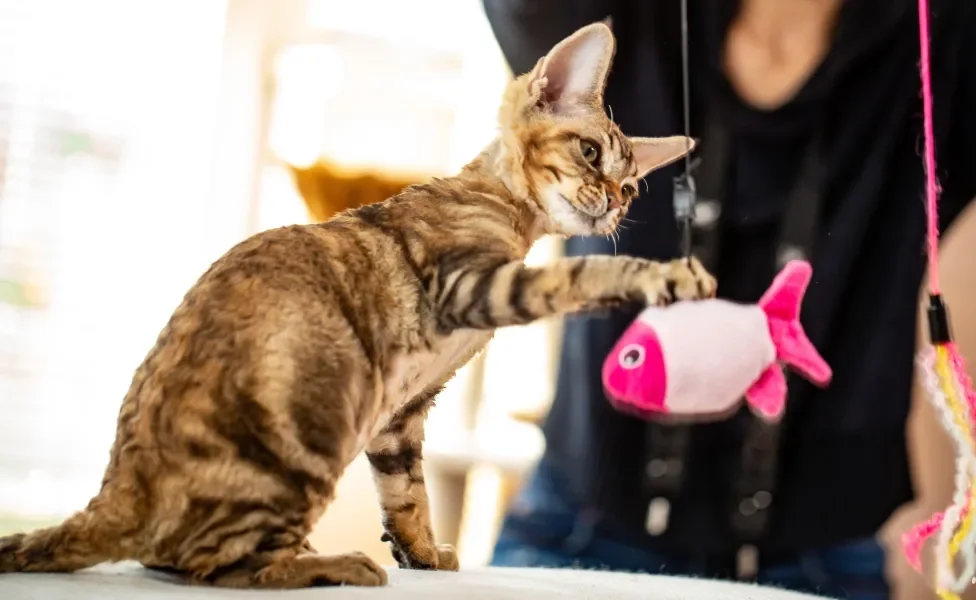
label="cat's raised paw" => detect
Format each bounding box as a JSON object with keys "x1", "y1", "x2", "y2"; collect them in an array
[{"x1": 660, "y1": 256, "x2": 716, "y2": 304}]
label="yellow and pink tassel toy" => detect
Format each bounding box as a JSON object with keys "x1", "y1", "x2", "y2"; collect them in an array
[{"x1": 900, "y1": 0, "x2": 976, "y2": 598}]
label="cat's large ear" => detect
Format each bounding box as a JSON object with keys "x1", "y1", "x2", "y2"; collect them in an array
[
  {"x1": 631, "y1": 136, "x2": 697, "y2": 179},
  {"x1": 531, "y1": 22, "x2": 616, "y2": 115}
]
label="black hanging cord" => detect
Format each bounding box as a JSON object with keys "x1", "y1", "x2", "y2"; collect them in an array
[
  {"x1": 680, "y1": 0, "x2": 693, "y2": 176},
  {"x1": 672, "y1": 0, "x2": 696, "y2": 259}
]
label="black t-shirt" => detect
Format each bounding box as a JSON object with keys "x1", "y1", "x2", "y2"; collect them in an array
[{"x1": 483, "y1": 0, "x2": 976, "y2": 553}]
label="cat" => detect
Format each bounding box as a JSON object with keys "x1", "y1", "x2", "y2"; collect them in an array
[{"x1": 0, "y1": 22, "x2": 715, "y2": 589}]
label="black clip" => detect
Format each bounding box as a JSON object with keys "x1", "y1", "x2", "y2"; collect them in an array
[
  {"x1": 927, "y1": 294, "x2": 953, "y2": 344},
  {"x1": 673, "y1": 173, "x2": 697, "y2": 257}
]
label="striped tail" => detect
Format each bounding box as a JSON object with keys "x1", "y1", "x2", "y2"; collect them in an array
[{"x1": 0, "y1": 505, "x2": 126, "y2": 575}]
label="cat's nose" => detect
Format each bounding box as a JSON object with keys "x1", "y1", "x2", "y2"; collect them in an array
[{"x1": 607, "y1": 192, "x2": 622, "y2": 211}]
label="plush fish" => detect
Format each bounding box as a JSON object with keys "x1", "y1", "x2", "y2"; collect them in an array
[{"x1": 602, "y1": 260, "x2": 832, "y2": 422}]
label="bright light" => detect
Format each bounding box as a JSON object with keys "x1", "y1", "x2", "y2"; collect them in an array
[
  {"x1": 0, "y1": 0, "x2": 231, "y2": 515},
  {"x1": 268, "y1": 44, "x2": 346, "y2": 169},
  {"x1": 271, "y1": 0, "x2": 509, "y2": 176}
]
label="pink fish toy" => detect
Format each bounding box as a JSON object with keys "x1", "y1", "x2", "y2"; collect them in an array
[{"x1": 602, "y1": 260, "x2": 833, "y2": 422}]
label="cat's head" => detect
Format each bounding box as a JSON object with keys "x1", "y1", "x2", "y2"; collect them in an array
[{"x1": 495, "y1": 22, "x2": 694, "y2": 237}]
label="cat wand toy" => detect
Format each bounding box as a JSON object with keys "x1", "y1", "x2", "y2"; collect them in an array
[{"x1": 899, "y1": 0, "x2": 976, "y2": 597}]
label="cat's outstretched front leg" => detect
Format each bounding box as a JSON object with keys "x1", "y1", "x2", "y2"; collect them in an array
[
  {"x1": 436, "y1": 254, "x2": 716, "y2": 331},
  {"x1": 365, "y1": 387, "x2": 458, "y2": 572}
]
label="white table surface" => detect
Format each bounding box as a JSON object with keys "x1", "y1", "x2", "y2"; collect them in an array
[{"x1": 0, "y1": 562, "x2": 834, "y2": 599}]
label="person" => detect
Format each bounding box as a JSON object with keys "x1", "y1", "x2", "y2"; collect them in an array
[{"x1": 481, "y1": 1, "x2": 976, "y2": 598}]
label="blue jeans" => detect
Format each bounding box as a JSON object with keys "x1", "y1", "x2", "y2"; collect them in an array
[{"x1": 491, "y1": 459, "x2": 890, "y2": 600}]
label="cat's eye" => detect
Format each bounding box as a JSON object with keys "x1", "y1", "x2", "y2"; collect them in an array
[
  {"x1": 622, "y1": 184, "x2": 638, "y2": 198},
  {"x1": 580, "y1": 139, "x2": 601, "y2": 166}
]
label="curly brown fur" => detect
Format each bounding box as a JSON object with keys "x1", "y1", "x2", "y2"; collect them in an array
[{"x1": 0, "y1": 22, "x2": 714, "y2": 588}]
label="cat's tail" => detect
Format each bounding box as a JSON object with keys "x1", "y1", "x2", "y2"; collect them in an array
[{"x1": 0, "y1": 500, "x2": 132, "y2": 574}]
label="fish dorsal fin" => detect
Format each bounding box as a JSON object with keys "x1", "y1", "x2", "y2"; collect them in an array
[{"x1": 758, "y1": 260, "x2": 810, "y2": 323}]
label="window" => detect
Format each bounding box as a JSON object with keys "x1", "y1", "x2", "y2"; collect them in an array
[{"x1": 0, "y1": 0, "x2": 233, "y2": 519}]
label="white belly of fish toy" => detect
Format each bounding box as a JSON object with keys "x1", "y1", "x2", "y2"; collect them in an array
[{"x1": 602, "y1": 260, "x2": 833, "y2": 422}]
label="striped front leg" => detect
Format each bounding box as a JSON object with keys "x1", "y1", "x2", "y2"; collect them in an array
[
  {"x1": 365, "y1": 387, "x2": 458, "y2": 571},
  {"x1": 435, "y1": 254, "x2": 716, "y2": 332}
]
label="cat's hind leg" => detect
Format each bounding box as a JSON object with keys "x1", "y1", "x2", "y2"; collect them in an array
[
  {"x1": 366, "y1": 386, "x2": 459, "y2": 571},
  {"x1": 146, "y1": 485, "x2": 387, "y2": 588},
  {"x1": 203, "y1": 550, "x2": 387, "y2": 588},
  {"x1": 169, "y1": 504, "x2": 385, "y2": 588}
]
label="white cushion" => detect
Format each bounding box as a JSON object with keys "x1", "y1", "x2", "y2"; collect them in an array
[{"x1": 0, "y1": 562, "x2": 833, "y2": 599}]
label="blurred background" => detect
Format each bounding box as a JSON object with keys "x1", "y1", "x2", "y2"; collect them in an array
[
  {"x1": 0, "y1": 2, "x2": 974, "y2": 598},
  {"x1": 0, "y1": 0, "x2": 561, "y2": 568}
]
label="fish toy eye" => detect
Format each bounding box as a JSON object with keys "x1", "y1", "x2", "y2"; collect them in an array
[{"x1": 618, "y1": 344, "x2": 646, "y2": 370}]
